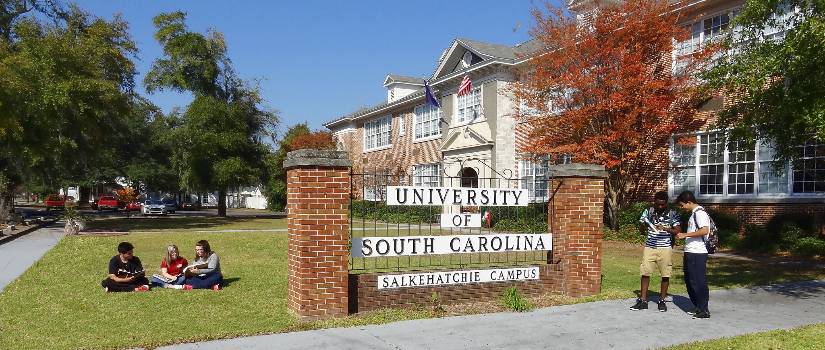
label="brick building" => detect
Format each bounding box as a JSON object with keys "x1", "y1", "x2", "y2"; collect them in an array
[{"x1": 325, "y1": 0, "x2": 825, "y2": 229}]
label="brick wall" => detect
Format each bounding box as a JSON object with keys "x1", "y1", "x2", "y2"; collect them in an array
[
  {"x1": 350, "y1": 264, "x2": 562, "y2": 313},
  {"x1": 285, "y1": 150, "x2": 351, "y2": 319},
  {"x1": 706, "y1": 203, "x2": 825, "y2": 234}
]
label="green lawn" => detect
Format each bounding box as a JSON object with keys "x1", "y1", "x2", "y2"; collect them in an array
[
  {"x1": 85, "y1": 216, "x2": 287, "y2": 232},
  {"x1": 664, "y1": 323, "x2": 825, "y2": 350},
  {"x1": 1, "y1": 222, "x2": 824, "y2": 349}
]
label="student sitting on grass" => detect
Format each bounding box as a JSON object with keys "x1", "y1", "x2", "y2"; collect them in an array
[
  {"x1": 150, "y1": 244, "x2": 188, "y2": 289},
  {"x1": 182, "y1": 240, "x2": 223, "y2": 291},
  {"x1": 101, "y1": 241, "x2": 150, "y2": 292}
]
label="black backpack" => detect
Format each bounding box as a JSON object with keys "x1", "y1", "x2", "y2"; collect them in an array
[{"x1": 693, "y1": 208, "x2": 719, "y2": 254}]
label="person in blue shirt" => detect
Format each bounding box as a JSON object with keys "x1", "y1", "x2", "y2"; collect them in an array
[{"x1": 630, "y1": 191, "x2": 681, "y2": 312}]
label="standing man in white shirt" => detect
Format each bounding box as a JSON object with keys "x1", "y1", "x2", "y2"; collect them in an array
[{"x1": 675, "y1": 191, "x2": 711, "y2": 319}]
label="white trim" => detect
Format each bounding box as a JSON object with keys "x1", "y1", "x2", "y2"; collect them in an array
[
  {"x1": 363, "y1": 115, "x2": 392, "y2": 152},
  {"x1": 413, "y1": 103, "x2": 442, "y2": 141},
  {"x1": 454, "y1": 86, "x2": 484, "y2": 126}
]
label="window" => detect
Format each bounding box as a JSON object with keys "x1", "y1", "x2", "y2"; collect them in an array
[
  {"x1": 677, "y1": 12, "x2": 733, "y2": 56},
  {"x1": 413, "y1": 163, "x2": 440, "y2": 187},
  {"x1": 398, "y1": 115, "x2": 405, "y2": 136},
  {"x1": 456, "y1": 87, "x2": 481, "y2": 123},
  {"x1": 363, "y1": 115, "x2": 392, "y2": 151},
  {"x1": 363, "y1": 172, "x2": 389, "y2": 201},
  {"x1": 414, "y1": 103, "x2": 441, "y2": 140},
  {"x1": 520, "y1": 158, "x2": 549, "y2": 202},
  {"x1": 698, "y1": 133, "x2": 725, "y2": 195},
  {"x1": 670, "y1": 133, "x2": 825, "y2": 197},
  {"x1": 793, "y1": 139, "x2": 825, "y2": 193}
]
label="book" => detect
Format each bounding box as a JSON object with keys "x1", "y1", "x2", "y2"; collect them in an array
[
  {"x1": 183, "y1": 262, "x2": 208, "y2": 277},
  {"x1": 642, "y1": 217, "x2": 660, "y2": 233},
  {"x1": 152, "y1": 273, "x2": 176, "y2": 283}
]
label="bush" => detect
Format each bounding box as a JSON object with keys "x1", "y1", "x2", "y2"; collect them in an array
[
  {"x1": 603, "y1": 224, "x2": 646, "y2": 245},
  {"x1": 615, "y1": 202, "x2": 652, "y2": 228},
  {"x1": 486, "y1": 203, "x2": 548, "y2": 233},
  {"x1": 351, "y1": 200, "x2": 439, "y2": 224},
  {"x1": 737, "y1": 225, "x2": 779, "y2": 253},
  {"x1": 766, "y1": 213, "x2": 818, "y2": 237},
  {"x1": 790, "y1": 237, "x2": 825, "y2": 258},
  {"x1": 502, "y1": 287, "x2": 532, "y2": 312}
]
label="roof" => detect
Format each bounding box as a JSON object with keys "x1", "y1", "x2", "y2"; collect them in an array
[
  {"x1": 325, "y1": 37, "x2": 548, "y2": 129},
  {"x1": 383, "y1": 74, "x2": 425, "y2": 86}
]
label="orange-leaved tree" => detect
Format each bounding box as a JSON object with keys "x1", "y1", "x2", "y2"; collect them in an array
[
  {"x1": 512, "y1": 0, "x2": 717, "y2": 229},
  {"x1": 288, "y1": 130, "x2": 336, "y2": 151}
]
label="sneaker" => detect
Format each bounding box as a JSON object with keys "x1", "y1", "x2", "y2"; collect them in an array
[
  {"x1": 657, "y1": 300, "x2": 667, "y2": 312},
  {"x1": 134, "y1": 285, "x2": 149, "y2": 292},
  {"x1": 686, "y1": 308, "x2": 700, "y2": 316},
  {"x1": 182, "y1": 284, "x2": 193, "y2": 291},
  {"x1": 630, "y1": 299, "x2": 648, "y2": 311},
  {"x1": 212, "y1": 284, "x2": 221, "y2": 291},
  {"x1": 692, "y1": 310, "x2": 711, "y2": 319}
]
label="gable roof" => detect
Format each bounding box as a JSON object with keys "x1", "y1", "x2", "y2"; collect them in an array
[{"x1": 383, "y1": 74, "x2": 425, "y2": 87}]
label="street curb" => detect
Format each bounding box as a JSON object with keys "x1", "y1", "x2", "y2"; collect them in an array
[{"x1": 0, "y1": 220, "x2": 55, "y2": 246}]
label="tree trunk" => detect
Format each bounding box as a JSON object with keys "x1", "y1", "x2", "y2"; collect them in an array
[
  {"x1": 605, "y1": 174, "x2": 623, "y2": 231},
  {"x1": 218, "y1": 189, "x2": 227, "y2": 217},
  {"x1": 79, "y1": 186, "x2": 90, "y2": 208},
  {"x1": 0, "y1": 191, "x2": 12, "y2": 224}
]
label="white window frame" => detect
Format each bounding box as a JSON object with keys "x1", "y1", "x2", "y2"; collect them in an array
[
  {"x1": 363, "y1": 115, "x2": 392, "y2": 152},
  {"x1": 668, "y1": 132, "x2": 825, "y2": 200},
  {"x1": 398, "y1": 114, "x2": 405, "y2": 136},
  {"x1": 455, "y1": 86, "x2": 482, "y2": 125},
  {"x1": 520, "y1": 158, "x2": 549, "y2": 203},
  {"x1": 413, "y1": 103, "x2": 442, "y2": 141},
  {"x1": 412, "y1": 163, "x2": 441, "y2": 187}
]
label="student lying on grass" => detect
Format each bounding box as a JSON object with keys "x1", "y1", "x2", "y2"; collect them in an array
[
  {"x1": 181, "y1": 239, "x2": 223, "y2": 291},
  {"x1": 149, "y1": 244, "x2": 188, "y2": 289},
  {"x1": 101, "y1": 241, "x2": 150, "y2": 292}
]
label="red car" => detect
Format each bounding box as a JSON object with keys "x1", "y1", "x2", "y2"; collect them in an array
[
  {"x1": 97, "y1": 196, "x2": 120, "y2": 211},
  {"x1": 125, "y1": 201, "x2": 142, "y2": 212},
  {"x1": 44, "y1": 194, "x2": 65, "y2": 210}
]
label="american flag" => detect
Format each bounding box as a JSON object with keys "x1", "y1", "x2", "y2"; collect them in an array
[{"x1": 457, "y1": 75, "x2": 472, "y2": 96}]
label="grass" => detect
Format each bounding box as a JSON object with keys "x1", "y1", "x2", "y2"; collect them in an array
[
  {"x1": 1, "y1": 220, "x2": 825, "y2": 349},
  {"x1": 663, "y1": 323, "x2": 825, "y2": 350},
  {"x1": 85, "y1": 217, "x2": 287, "y2": 232}
]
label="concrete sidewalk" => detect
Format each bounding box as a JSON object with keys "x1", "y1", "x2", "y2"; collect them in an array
[
  {"x1": 0, "y1": 224, "x2": 65, "y2": 292},
  {"x1": 159, "y1": 280, "x2": 825, "y2": 350}
]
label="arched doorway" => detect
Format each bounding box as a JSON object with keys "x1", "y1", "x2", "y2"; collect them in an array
[{"x1": 459, "y1": 167, "x2": 478, "y2": 188}]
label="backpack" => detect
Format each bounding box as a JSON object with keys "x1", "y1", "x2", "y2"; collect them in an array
[{"x1": 693, "y1": 208, "x2": 719, "y2": 254}]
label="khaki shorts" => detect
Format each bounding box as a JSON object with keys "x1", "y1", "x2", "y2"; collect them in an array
[{"x1": 640, "y1": 247, "x2": 673, "y2": 277}]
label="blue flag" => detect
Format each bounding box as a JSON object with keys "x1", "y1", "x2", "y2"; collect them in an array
[{"x1": 424, "y1": 80, "x2": 440, "y2": 108}]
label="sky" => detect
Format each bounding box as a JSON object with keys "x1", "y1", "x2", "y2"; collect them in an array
[{"x1": 73, "y1": 0, "x2": 555, "y2": 132}]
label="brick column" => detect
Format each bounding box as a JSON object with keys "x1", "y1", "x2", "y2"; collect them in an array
[
  {"x1": 548, "y1": 163, "x2": 607, "y2": 297},
  {"x1": 283, "y1": 149, "x2": 351, "y2": 319}
]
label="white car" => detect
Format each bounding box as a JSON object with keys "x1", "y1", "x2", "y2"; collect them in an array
[{"x1": 142, "y1": 199, "x2": 167, "y2": 215}]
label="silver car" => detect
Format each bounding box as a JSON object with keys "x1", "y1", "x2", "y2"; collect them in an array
[{"x1": 142, "y1": 199, "x2": 167, "y2": 215}]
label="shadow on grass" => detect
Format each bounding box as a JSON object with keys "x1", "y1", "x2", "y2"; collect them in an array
[
  {"x1": 85, "y1": 216, "x2": 284, "y2": 232},
  {"x1": 223, "y1": 277, "x2": 241, "y2": 287}
]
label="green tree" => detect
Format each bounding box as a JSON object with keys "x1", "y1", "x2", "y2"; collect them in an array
[
  {"x1": 263, "y1": 123, "x2": 310, "y2": 211},
  {"x1": 703, "y1": 0, "x2": 825, "y2": 163},
  {"x1": 145, "y1": 11, "x2": 277, "y2": 216},
  {"x1": 0, "y1": 2, "x2": 137, "y2": 221}
]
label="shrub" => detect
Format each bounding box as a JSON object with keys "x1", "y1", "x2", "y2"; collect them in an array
[
  {"x1": 615, "y1": 202, "x2": 652, "y2": 228},
  {"x1": 486, "y1": 203, "x2": 548, "y2": 233},
  {"x1": 790, "y1": 237, "x2": 825, "y2": 258},
  {"x1": 738, "y1": 225, "x2": 779, "y2": 253},
  {"x1": 502, "y1": 287, "x2": 532, "y2": 312},
  {"x1": 350, "y1": 200, "x2": 439, "y2": 224},
  {"x1": 766, "y1": 213, "x2": 818, "y2": 237},
  {"x1": 603, "y1": 224, "x2": 646, "y2": 245}
]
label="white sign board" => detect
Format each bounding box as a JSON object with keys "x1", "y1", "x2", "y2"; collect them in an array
[
  {"x1": 440, "y1": 213, "x2": 481, "y2": 228},
  {"x1": 386, "y1": 186, "x2": 528, "y2": 207},
  {"x1": 351, "y1": 233, "x2": 552, "y2": 258},
  {"x1": 378, "y1": 266, "x2": 540, "y2": 289}
]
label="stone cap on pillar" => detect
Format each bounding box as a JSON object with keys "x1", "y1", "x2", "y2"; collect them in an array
[
  {"x1": 283, "y1": 149, "x2": 352, "y2": 170},
  {"x1": 549, "y1": 163, "x2": 608, "y2": 178}
]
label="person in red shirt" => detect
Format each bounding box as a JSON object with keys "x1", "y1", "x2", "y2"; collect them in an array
[{"x1": 150, "y1": 245, "x2": 188, "y2": 289}]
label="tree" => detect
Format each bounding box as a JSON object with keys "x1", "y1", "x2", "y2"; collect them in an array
[
  {"x1": 288, "y1": 130, "x2": 336, "y2": 151},
  {"x1": 145, "y1": 12, "x2": 278, "y2": 216},
  {"x1": 0, "y1": 2, "x2": 137, "y2": 222},
  {"x1": 702, "y1": 0, "x2": 825, "y2": 165},
  {"x1": 263, "y1": 123, "x2": 310, "y2": 211},
  {"x1": 512, "y1": 0, "x2": 715, "y2": 229}
]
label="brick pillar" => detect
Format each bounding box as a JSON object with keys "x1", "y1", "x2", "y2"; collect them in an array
[
  {"x1": 548, "y1": 163, "x2": 607, "y2": 298},
  {"x1": 283, "y1": 149, "x2": 351, "y2": 319}
]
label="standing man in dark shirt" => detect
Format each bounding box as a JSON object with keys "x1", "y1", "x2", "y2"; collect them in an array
[
  {"x1": 630, "y1": 191, "x2": 680, "y2": 312},
  {"x1": 101, "y1": 242, "x2": 150, "y2": 292}
]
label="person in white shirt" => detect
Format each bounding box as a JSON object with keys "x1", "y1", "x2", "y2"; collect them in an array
[{"x1": 675, "y1": 191, "x2": 711, "y2": 319}]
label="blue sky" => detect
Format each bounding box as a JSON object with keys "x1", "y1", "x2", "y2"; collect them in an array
[{"x1": 74, "y1": 1, "x2": 554, "y2": 132}]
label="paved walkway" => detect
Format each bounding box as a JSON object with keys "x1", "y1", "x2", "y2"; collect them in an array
[
  {"x1": 0, "y1": 224, "x2": 65, "y2": 292},
  {"x1": 159, "y1": 280, "x2": 825, "y2": 350}
]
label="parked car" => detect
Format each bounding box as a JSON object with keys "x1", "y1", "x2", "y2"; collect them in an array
[
  {"x1": 142, "y1": 199, "x2": 167, "y2": 215},
  {"x1": 162, "y1": 198, "x2": 177, "y2": 214},
  {"x1": 44, "y1": 194, "x2": 65, "y2": 210},
  {"x1": 179, "y1": 201, "x2": 202, "y2": 210},
  {"x1": 97, "y1": 196, "x2": 120, "y2": 211},
  {"x1": 125, "y1": 201, "x2": 142, "y2": 212},
  {"x1": 64, "y1": 196, "x2": 78, "y2": 208}
]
